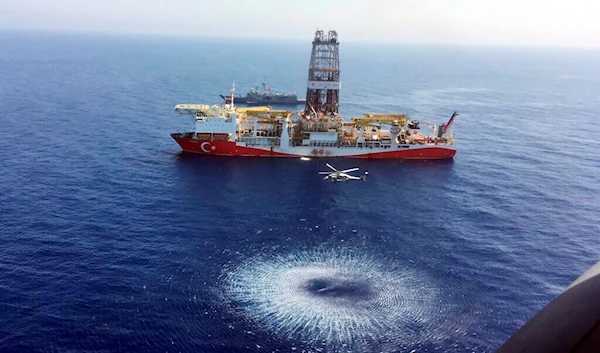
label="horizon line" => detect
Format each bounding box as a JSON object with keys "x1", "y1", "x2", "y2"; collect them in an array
[{"x1": 2, "y1": 28, "x2": 600, "y2": 50}]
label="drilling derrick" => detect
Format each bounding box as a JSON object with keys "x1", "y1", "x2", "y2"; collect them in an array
[{"x1": 304, "y1": 30, "x2": 340, "y2": 116}]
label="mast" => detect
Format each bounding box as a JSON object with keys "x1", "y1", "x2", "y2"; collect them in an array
[{"x1": 303, "y1": 29, "x2": 340, "y2": 116}]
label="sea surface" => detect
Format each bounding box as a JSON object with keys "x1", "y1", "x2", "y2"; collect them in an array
[{"x1": 0, "y1": 31, "x2": 599, "y2": 353}]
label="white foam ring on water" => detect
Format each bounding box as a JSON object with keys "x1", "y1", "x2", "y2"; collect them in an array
[{"x1": 222, "y1": 248, "x2": 468, "y2": 350}]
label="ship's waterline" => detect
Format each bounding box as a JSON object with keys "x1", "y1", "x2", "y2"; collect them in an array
[{"x1": 220, "y1": 248, "x2": 476, "y2": 350}]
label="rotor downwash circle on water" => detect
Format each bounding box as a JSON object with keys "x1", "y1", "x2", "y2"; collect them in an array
[{"x1": 222, "y1": 248, "x2": 457, "y2": 349}]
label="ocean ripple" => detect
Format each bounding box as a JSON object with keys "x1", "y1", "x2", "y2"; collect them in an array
[{"x1": 221, "y1": 247, "x2": 477, "y2": 351}]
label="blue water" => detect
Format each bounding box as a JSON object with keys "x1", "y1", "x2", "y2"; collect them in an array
[{"x1": 1, "y1": 31, "x2": 599, "y2": 352}]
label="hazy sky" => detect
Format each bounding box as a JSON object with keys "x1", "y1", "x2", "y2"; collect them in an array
[{"x1": 1, "y1": 0, "x2": 599, "y2": 47}]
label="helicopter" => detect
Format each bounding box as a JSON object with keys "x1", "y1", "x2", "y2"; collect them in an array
[{"x1": 319, "y1": 163, "x2": 368, "y2": 182}]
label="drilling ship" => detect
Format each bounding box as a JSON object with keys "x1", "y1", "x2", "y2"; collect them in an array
[{"x1": 171, "y1": 30, "x2": 457, "y2": 159}]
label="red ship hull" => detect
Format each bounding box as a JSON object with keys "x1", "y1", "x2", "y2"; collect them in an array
[{"x1": 172, "y1": 134, "x2": 456, "y2": 159}]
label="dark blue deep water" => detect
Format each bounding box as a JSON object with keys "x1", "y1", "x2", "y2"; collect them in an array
[{"x1": 1, "y1": 31, "x2": 599, "y2": 352}]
